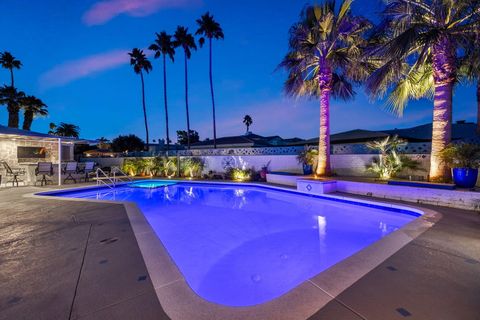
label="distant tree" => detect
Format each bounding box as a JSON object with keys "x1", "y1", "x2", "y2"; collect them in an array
[
  {"x1": 48, "y1": 122, "x2": 56, "y2": 135},
  {"x1": 111, "y1": 134, "x2": 145, "y2": 152},
  {"x1": 0, "y1": 85, "x2": 25, "y2": 128},
  {"x1": 53, "y1": 122, "x2": 80, "y2": 138},
  {"x1": 196, "y1": 12, "x2": 224, "y2": 149},
  {"x1": 174, "y1": 26, "x2": 197, "y2": 149},
  {"x1": 243, "y1": 114, "x2": 252, "y2": 133},
  {"x1": 149, "y1": 31, "x2": 176, "y2": 153},
  {"x1": 21, "y1": 95, "x2": 48, "y2": 130},
  {"x1": 0, "y1": 51, "x2": 22, "y2": 87},
  {"x1": 176, "y1": 130, "x2": 200, "y2": 145},
  {"x1": 129, "y1": 48, "x2": 153, "y2": 147}
]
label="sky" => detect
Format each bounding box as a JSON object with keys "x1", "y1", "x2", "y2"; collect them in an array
[{"x1": 0, "y1": 0, "x2": 477, "y2": 141}]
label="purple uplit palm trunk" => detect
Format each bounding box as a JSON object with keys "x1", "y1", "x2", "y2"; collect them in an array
[
  {"x1": 316, "y1": 64, "x2": 332, "y2": 176},
  {"x1": 430, "y1": 37, "x2": 455, "y2": 181}
]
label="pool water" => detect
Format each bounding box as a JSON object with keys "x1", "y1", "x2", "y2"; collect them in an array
[{"x1": 42, "y1": 182, "x2": 419, "y2": 306}]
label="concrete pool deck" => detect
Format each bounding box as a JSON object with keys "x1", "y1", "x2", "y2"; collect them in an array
[{"x1": 0, "y1": 184, "x2": 479, "y2": 319}]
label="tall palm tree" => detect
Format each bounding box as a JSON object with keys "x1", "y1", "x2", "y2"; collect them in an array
[
  {"x1": 0, "y1": 51, "x2": 22, "y2": 87},
  {"x1": 243, "y1": 114, "x2": 252, "y2": 133},
  {"x1": 149, "y1": 32, "x2": 176, "y2": 154},
  {"x1": 173, "y1": 26, "x2": 197, "y2": 149},
  {"x1": 0, "y1": 85, "x2": 25, "y2": 128},
  {"x1": 54, "y1": 122, "x2": 80, "y2": 138},
  {"x1": 129, "y1": 48, "x2": 153, "y2": 147},
  {"x1": 21, "y1": 95, "x2": 48, "y2": 131},
  {"x1": 366, "y1": 0, "x2": 480, "y2": 181},
  {"x1": 279, "y1": 1, "x2": 372, "y2": 176},
  {"x1": 459, "y1": 33, "x2": 480, "y2": 134},
  {"x1": 196, "y1": 12, "x2": 224, "y2": 149}
]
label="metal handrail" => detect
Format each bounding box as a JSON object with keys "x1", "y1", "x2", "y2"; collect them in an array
[{"x1": 94, "y1": 167, "x2": 133, "y2": 188}]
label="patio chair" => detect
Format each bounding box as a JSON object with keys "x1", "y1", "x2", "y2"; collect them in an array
[
  {"x1": 35, "y1": 162, "x2": 53, "y2": 186},
  {"x1": 78, "y1": 161, "x2": 96, "y2": 182},
  {"x1": 0, "y1": 161, "x2": 26, "y2": 187},
  {"x1": 63, "y1": 161, "x2": 79, "y2": 183}
]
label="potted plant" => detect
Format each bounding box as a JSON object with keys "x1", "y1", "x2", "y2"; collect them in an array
[
  {"x1": 297, "y1": 146, "x2": 318, "y2": 175},
  {"x1": 439, "y1": 143, "x2": 480, "y2": 188},
  {"x1": 259, "y1": 161, "x2": 270, "y2": 181}
]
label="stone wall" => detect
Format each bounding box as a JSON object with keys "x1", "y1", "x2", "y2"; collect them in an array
[{"x1": 0, "y1": 138, "x2": 73, "y2": 166}]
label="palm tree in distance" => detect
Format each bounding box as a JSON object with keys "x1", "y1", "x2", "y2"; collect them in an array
[
  {"x1": 54, "y1": 122, "x2": 80, "y2": 138},
  {"x1": 279, "y1": 1, "x2": 372, "y2": 176},
  {"x1": 0, "y1": 85, "x2": 26, "y2": 128},
  {"x1": 243, "y1": 115, "x2": 252, "y2": 134},
  {"x1": 196, "y1": 12, "x2": 224, "y2": 149},
  {"x1": 366, "y1": 0, "x2": 480, "y2": 181},
  {"x1": 21, "y1": 95, "x2": 48, "y2": 130},
  {"x1": 0, "y1": 51, "x2": 22, "y2": 87},
  {"x1": 129, "y1": 48, "x2": 153, "y2": 147},
  {"x1": 174, "y1": 26, "x2": 197, "y2": 149},
  {"x1": 149, "y1": 32, "x2": 176, "y2": 154}
]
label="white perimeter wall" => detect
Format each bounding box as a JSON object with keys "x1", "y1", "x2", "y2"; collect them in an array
[{"x1": 85, "y1": 154, "x2": 431, "y2": 179}]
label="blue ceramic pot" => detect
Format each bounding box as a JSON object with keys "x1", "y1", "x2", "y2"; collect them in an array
[
  {"x1": 452, "y1": 168, "x2": 478, "y2": 188},
  {"x1": 303, "y1": 164, "x2": 313, "y2": 175}
]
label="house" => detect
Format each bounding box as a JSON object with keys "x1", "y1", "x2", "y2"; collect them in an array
[{"x1": 190, "y1": 133, "x2": 303, "y2": 149}]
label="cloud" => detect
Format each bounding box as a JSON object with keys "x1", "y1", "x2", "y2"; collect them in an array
[
  {"x1": 83, "y1": 0, "x2": 202, "y2": 26},
  {"x1": 39, "y1": 49, "x2": 130, "y2": 90}
]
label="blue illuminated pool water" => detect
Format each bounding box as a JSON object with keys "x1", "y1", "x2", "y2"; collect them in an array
[{"x1": 41, "y1": 181, "x2": 419, "y2": 306}]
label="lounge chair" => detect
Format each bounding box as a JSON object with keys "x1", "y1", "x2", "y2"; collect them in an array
[
  {"x1": 79, "y1": 161, "x2": 95, "y2": 182},
  {"x1": 35, "y1": 162, "x2": 53, "y2": 186},
  {"x1": 1, "y1": 161, "x2": 26, "y2": 187},
  {"x1": 63, "y1": 161, "x2": 78, "y2": 183}
]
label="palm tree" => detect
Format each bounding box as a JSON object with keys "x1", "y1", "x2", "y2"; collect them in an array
[
  {"x1": 173, "y1": 26, "x2": 197, "y2": 149},
  {"x1": 149, "y1": 32, "x2": 176, "y2": 154},
  {"x1": 0, "y1": 85, "x2": 25, "y2": 128},
  {"x1": 54, "y1": 122, "x2": 80, "y2": 138},
  {"x1": 243, "y1": 114, "x2": 252, "y2": 133},
  {"x1": 0, "y1": 51, "x2": 22, "y2": 87},
  {"x1": 459, "y1": 33, "x2": 480, "y2": 134},
  {"x1": 279, "y1": 1, "x2": 372, "y2": 176},
  {"x1": 21, "y1": 95, "x2": 48, "y2": 131},
  {"x1": 129, "y1": 48, "x2": 153, "y2": 147},
  {"x1": 196, "y1": 12, "x2": 224, "y2": 149},
  {"x1": 366, "y1": 0, "x2": 480, "y2": 181}
]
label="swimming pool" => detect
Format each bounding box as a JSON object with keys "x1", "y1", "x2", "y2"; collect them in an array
[{"x1": 39, "y1": 181, "x2": 421, "y2": 307}]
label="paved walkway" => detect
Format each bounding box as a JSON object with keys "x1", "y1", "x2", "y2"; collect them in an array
[{"x1": 0, "y1": 186, "x2": 479, "y2": 320}]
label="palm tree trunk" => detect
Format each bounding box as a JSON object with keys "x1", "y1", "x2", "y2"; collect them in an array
[
  {"x1": 23, "y1": 110, "x2": 33, "y2": 130},
  {"x1": 184, "y1": 53, "x2": 191, "y2": 149},
  {"x1": 7, "y1": 103, "x2": 19, "y2": 128},
  {"x1": 163, "y1": 55, "x2": 170, "y2": 155},
  {"x1": 316, "y1": 87, "x2": 331, "y2": 176},
  {"x1": 477, "y1": 81, "x2": 480, "y2": 134},
  {"x1": 209, "y1": 38, "x2": 217, "y2": 149},
  {"x1": 430, "y1": 38, "x2": 454, "y2": 181},
  {"x1": 140, "y1": 71, "x2": 150, "y2": 148},
  {"x1": 10, "y1": 69, "x2": 14, "y2": 88}
]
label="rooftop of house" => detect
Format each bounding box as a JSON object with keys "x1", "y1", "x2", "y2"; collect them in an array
[{"x1": 0, "y1": 125, "x2": 95, "y2": 143}]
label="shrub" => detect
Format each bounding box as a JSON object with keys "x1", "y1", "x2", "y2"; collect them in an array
[
  {"x1": 438, "y1": 143, "x2": 480, "y2": 169},
  {"x1": 296, "y1": 145, "x2": 318, "y2": 165},
  {"x1": 366, "y1": 135, "x2": 421, "y2": 180},
  {"x1": 227, "y1": 167, "x2": 253, "y2": 181},
  {"x1": 180, "y1": 157, "x2": 205, "y2": 178}
]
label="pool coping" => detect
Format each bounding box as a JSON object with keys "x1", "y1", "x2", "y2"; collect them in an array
[{"x1": 25, "y1": 181, "x2": 442, "y2": 320}]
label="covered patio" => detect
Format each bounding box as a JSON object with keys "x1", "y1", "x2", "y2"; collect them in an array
[{"x1": 0, "y1": 125, "x2": 96, "y2": 186}]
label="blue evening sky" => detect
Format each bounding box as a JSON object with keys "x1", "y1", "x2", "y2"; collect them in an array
[{"x1": 0, "y1": 0, "x2": 477, "y2": 141}]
